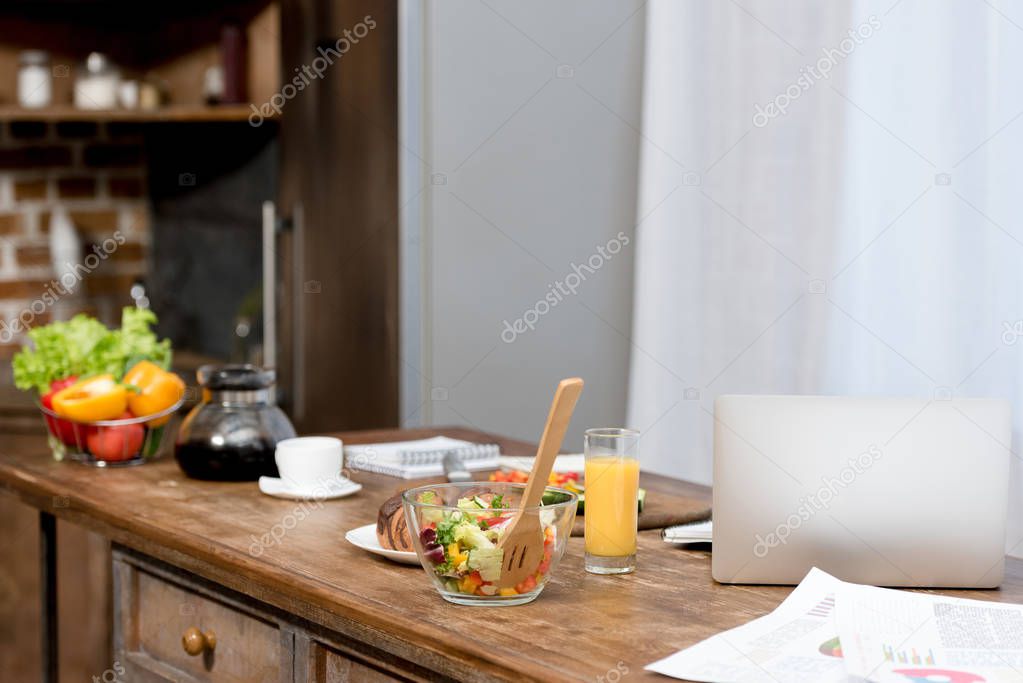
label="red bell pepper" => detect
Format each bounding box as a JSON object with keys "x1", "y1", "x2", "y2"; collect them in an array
[{"x1": 41, "y1": 376, "x2": 79, "y2": 446}]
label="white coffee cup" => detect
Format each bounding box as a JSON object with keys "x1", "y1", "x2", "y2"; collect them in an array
[{"x1": 275, "y1": 437, "x2": 344, "y2": 490}]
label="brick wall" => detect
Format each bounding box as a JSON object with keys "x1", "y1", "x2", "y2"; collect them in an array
[{"x1": 0, "y1": 120, "x2": 150, "y2": 365}]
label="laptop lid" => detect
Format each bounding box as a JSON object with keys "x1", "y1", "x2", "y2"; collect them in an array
[{"x1": 711, "y1": 395, "x2": 1010, "y2": 588}]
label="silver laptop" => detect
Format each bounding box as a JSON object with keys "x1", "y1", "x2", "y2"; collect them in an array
[{"x1": 712, "y1": 395, "x2": 1010, "y2": 588}]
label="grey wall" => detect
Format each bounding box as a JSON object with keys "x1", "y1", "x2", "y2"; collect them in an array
[{"x1": 405, "y1": 1, "x2": 646, "y2": 450}]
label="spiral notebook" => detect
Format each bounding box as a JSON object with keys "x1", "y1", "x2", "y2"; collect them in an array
[
  {"x1": 344, "y1": 436, "x2": 501, "y2": 479},
  {"x1": 661, "y1": 520, "x2": 713, "y2": 544}
]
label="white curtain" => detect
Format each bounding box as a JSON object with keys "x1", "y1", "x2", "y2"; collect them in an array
[{"x1": 628, "y1": 0, "x2": 1023, "y2": 550}]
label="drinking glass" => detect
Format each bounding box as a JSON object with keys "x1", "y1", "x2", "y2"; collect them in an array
[{"x1": 584, "y1": 428, "x2": 640, "y2": 574}]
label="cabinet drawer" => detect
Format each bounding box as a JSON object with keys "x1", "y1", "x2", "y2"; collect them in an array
[
  {"x1": 308, "y1": 642, "x2": 413, "y2": 683},
  {"x1": 117, "y1": 560, "x2": 283, "y2": 682}
]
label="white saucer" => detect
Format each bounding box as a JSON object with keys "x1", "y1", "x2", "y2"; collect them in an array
[
  {"x1": 345, "y1": 523, "x2": 419, "y2": 565},
  {"x1": 258, "y1": 475, "x2": 362, "y2": 501}
]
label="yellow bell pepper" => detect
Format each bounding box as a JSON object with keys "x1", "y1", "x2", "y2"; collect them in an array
[
  {"x1": 447, "y1": 542, "x2": 468, "y2": 567},
  {"x1": 123, "y1": 360, "x2": 185, "y2": 426},
  {"x1": 51, "y1": 375, "x2": 127, "y2": 422}
]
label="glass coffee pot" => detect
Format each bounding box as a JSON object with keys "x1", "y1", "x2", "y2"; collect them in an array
[{"x1": 174, "y1": 365, "x2": 296, "y2": 481}]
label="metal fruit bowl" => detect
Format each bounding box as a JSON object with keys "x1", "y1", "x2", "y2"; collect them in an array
[{"x1": 37, "y1": 398, "x2": 184, "y2": 467}]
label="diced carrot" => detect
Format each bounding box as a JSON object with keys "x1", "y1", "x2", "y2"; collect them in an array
[
  {"x1": 537, "y1": 560, "x2": 550, "y2": 575},
  {"x1": 515, "y1": 575, "x2": 537, "y2": 593},
  {"x1": 459, "y1": 571, "x2": 482, "y2": 593}
]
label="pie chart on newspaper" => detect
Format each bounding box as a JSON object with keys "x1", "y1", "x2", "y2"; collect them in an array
[
  {"x1": 818, "y1": 636, "x2": 843, "y2": 658},
  {"x1": 893, "y1": 669, "x2": 985, "y2": 683}
]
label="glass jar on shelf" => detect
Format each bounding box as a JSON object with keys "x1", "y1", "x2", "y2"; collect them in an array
[
  {"x1": 74, "y1": 52, "x2": 119, "y2": 109},
  {"x1": 18, "y1": 50, "x2": 52, "y2": 108}
]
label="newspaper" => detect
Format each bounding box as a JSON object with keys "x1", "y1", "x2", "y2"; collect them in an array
[
  {"x1": 646, "y1": 568, "x2": 854, "y2": 682},
  {"x1": 647, "y1": 568, "x2": 1023, "y2": 683},
  {"x1": 836, "y1": 579, "x2": 1023, "y2": 683}
]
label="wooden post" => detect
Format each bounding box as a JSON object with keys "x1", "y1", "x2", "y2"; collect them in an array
[{"x1": 39, "y1": 510, "x2": 57, "y2": 683}]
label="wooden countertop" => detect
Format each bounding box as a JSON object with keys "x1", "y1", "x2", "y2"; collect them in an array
[{"x1": 2, "y1": 426, "x2": 1023, "y2": 682}]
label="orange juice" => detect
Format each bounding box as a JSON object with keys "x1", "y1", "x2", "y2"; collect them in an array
[{"x1": 584, "y1": 456, "x2": 640, "y2": 556}]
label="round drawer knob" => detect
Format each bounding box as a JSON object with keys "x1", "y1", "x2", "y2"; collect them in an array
[{"x1": 181, "y1": 626, "x2": 217, "y2": 656}]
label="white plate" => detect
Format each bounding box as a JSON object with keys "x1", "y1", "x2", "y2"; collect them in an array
[
  {"x1": 258, "y1": 476, "x2": 362, "y2": 501},
  {"x1": 345, "y1": 523, "x2": 420, "y2": 565}
]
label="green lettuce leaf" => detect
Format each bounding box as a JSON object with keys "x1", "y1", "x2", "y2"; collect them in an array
[{"x1": 12, "y1": 307, "x2": 172, "y2": 395}]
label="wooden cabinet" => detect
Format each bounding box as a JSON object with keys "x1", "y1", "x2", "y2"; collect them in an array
[
  {"x1": 304, "y1": 644, "x2": 413, "y2": 683},
  {"x1": 115, "y1": 552, "x2": 290, "y2": 683},
  {"x1": 113, "y1": 549, "x2": 447, "y2": 683},
  {"x1": 275, "y1": 0, "x2": 400, "y2": 433}
]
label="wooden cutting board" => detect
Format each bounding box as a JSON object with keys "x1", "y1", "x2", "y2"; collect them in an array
[{"x1": 569, "y1": 491, "x2": 711, "y2": 536}]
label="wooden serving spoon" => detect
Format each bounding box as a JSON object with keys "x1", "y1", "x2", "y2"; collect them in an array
[{"x1": 496, "y1": 377, "x2": 584, "y2": 589}]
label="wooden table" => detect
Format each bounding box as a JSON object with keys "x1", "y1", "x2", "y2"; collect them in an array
[{"x1": 2, "y1": 426, "x2": 1023, "y2": 682}]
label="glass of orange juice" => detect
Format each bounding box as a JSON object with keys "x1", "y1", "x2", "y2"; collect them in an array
[{"x1": 584, "y1": 428, "x2": 640, "y2": 574}]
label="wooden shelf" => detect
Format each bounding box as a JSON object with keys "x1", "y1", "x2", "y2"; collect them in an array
[{"x1": 0, "y1": 105, "x2": 274, "y2": 123}]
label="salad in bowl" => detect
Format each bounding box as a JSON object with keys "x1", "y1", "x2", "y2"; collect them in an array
[{"x1": 402, "y1": 482, "x2": 578, "y2": 606}]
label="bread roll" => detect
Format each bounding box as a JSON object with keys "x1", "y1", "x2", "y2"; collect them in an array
[{"x1": 376, "y1": 493, "x2": 414, "y2": 552}]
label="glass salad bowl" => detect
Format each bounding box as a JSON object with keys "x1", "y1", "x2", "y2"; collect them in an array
[
  {"x1": 402, "y1": 482, "x2": 578, "y2": 606},
  {"x1": 38, "y1": 398, "x2": 184, "y2": 467}
]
